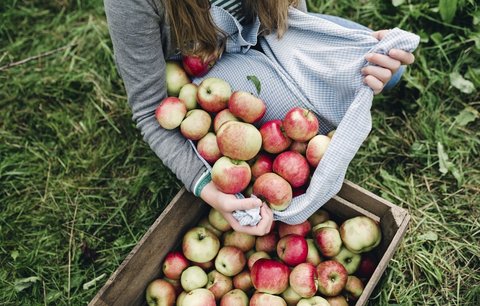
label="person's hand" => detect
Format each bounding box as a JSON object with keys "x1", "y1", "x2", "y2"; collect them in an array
[
  {"x1": 362, "y1": 30, "x2": 416, "y2": 94},
  {"x1": 200, "y1": 181, "x2": 274, "y2": 236}
]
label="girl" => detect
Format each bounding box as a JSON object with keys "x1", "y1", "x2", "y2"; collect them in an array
[{"x1": 104, "y1": 0, "x2": 415, "y2": 236}]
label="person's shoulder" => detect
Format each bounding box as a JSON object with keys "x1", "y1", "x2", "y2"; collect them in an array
[{"x1": 104, "y1": 0, "x2": 163, "y2": 15}]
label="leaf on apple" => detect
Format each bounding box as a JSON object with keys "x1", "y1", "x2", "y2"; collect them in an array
[{"x1": 247, "y1": 75, "x2": 261, "y2": 95}]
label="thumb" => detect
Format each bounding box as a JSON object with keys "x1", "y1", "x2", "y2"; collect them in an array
[{"x1": 230, "y1": 197, "x2": 262, "y2": 211}]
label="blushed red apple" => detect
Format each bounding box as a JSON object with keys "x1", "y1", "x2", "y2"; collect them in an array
[
  {"x1": 313, "y1": 227, "x2": 342, "y2": 257},
  {"x1": 232, "y1": 271, "x2": 253, "y2": 292},
  {"x1": 259, "y1": 120, "x2": 292, "y2": 154},
  {"x1": 306, "y1": 135, "x2": 331, "y2": 167},
  {"x1": 283, "y1": 107, "x2": 319, "y2": 142},
  {"x1": 214, "y1": 109, "x2": 239, "y2": 133},
  {"x1": 145, "y1": 279, "x2": 176, "y2": 306},
  {"x1": 290, "y1": 141, "x2": 308, "y2": 155},
  {"x1": 273, "y1": 151, "x2": 310, "y2": 188},
  {"x1": 289, "y1": 263, "x2": 318, "y2": 298},
  {"x1": 180, "y1": 109, "x2": 211, "y2": 140},
  {"x1": 182, "y1": 54, "x2": 216, "y2": 77},
  {"x1": 178, "y1": 83, "x2": 198, "y2": 110},
  {"x1": 206, "y1": 270, "x2": 233, "y2": 300},
  {"x1": 181, "y1": 288, "x2": 216, "y2": 306},
  {"x1": 216, "y1": 121, "x2": 262, "y2": 161},
  {"x1": 253, "y1": 173, "x2": 292, "y2": 211},
  {"x1": 155, "y1": 97, "x2": 187, "y2": 130},
  {"x1": 197, "y1": 77, "x2": 231, "y2": 112},
  {"x1": 162, "y1": 251, "x2": 189, "y2": 280},
  {"x1": 278, "y1": 220, "x2": 311, "y2": 238},
  {"x1": 316, "y1": 260, "x2": 348, "y2": 297},
  {"x1": 197, "y1": 133, "x2": 222, "y2": 165},
  {"x1": 255, "y1": 231, "x2": 278, "y2": 253},
  {"x1": 222, "y1": 231, "x2": 256, "y2": 253},
  {"x1": 220, "y1": 289, "x2": 249, "y2": 306},
  {"x1": 250, "y1": 153, "x2": 274, "y2": 179},
  {"x1": 215, "y1": 246, "x2": 246, "y2": 277},
  {"x1": 250, "y1": 292, "x2": 287, "y2": 306},
  {"x1": 276, "y1": 234, "x2": 308, "y2": 266},
  {"x1": 247, "y1": 251, "x2": 271, "y2": 270},
  {"x1": 211, "y1": 157, "x2": 251, "y2": 194},
  {"x1": 251, "y1": 259, "x2": 290, "y2": 294},
  {"x1": 228, "y1": 91, "x2": 266, "y2": 123}
]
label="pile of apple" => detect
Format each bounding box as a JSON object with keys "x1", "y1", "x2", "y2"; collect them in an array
[
  {"x1": 156, "y1": 60, "x2": 334, "y2": 211},
  {"x1": 145, "y1": 207, "x2": 382, "y2": 306}
]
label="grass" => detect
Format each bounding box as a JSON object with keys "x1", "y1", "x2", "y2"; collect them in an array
[{"x1": 0, "y1": 0, "x2": 479, "y2": 305}]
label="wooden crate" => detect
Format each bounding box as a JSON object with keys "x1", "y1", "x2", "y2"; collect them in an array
[{"x1": 89, "y1": 180, "x2": 410, "y2": 306}]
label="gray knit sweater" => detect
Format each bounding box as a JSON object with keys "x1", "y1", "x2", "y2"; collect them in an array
[{"x1": 103, "y1": 0, "x2": 307, "y2": 194}]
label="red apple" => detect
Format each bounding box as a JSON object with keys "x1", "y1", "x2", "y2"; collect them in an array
[
  {"x1": 220, "y1": 289, "x2": 249, "y2": 306},
  {"x1": 178, "y1": 83, "x2": 198, "y2": 110},
  {"x1": 222, "y1": 231, "x2": 256, "y2": 253},
  {"x1": 259, "y1": 119, "x2": 292, "y2": 154},
  {"x1": 282, "y1": 107, "x2": 319, "y2": 142},
  {"x1": 217, "y1": 121, "x2": 262, "y2": 161},
  {"x1": 247, "y1": 251, "x2": 271, "y2": 270},
  {"x1": 197, "y1": 133, "x2": 222, "y2": 164},
  {"x1": 290, "y1": 141, "x2": 308, "y2": 155},
  {"x1": 306, "y1": 238, "x2": 322, "y2": 266},
  {"x1": 316, "y1": 260, "x2": 348, "y2": 296},
  {"x1": 344, "y1": 275, "x2": 364, "y2": 301},
  {"x1": 180, "y1": 109, "x2": 211, "y2": 140},
  {"x1": 228, "y1": 91, "x2": 266, "y2": 123},
  {"x1": 273, "y1": 151, "x2": 310, "y2": 188},
  {"x1": 146, "y1": 279, "x2": 176, "y2": 306},
  {"x1": 340, "y1": 216, "x2": 382, "y2": 253},
  {"x1": 332, "y1": 247, "x2": 361, "y2": 275},
  {"x1": 255, "y1": 231, "x2": 278, "y2": 253},
  {"x1": 297, "y1": 296, "x2": 330, "y2": 306},
  {"x1": 165, "y1": 61, "x2": 190, "y2": 97},
  {"x1": 155, "y1": 97, "x2": 187, "y2": 130},
  {"x1": 326, "y1": 296, "x2": 348, "y2": 306},
  {"x1": 232, "y1": 270, "x2": 253, "y2": 292},
  {"x1": 180, "y1": 266, "x2": 208, "y2": 292},
  {"x1": 276, "y1": 234, "x2": 308, "y2": 266},
  {"x1": 253, "y1": 173, "x2": 292, "y2": 211},
  {"x1": 251, "y1": 259, "x2": 290, "y2": 294},
  {"x1": 211, "y1": 157, "x2": 251, "y2": 194},
  {"x1": 206, "y1": 270, "x2": 233, "y2": 300},
  {"x1": 306, "y1": 135, "x2": 331, "y2": 167},
  {"x1": 281, "y1": 286, "x2": 302, "y2": 306},
  {"x1": 197, "y1": 77, "x2": 231, "y2": 112},
  {"x1": 356, "y1": 253, "x2": 377, "y2": 279},
  {"x1": 182, "y1": 54, "x2": 216, "y2": 77},
  {"x1": 182, "y1": 227, "x2": 220, "y2": 263},
  {"x1": 313, "y1": 227, "x2": 342, "y2": 258},
  {"x1": 308, "y1": 210, "x2": 330, "y2": 227},
  {"x1": 250, "y1": 153, "x2": 274, "y2": 179},
  {"x1": 278, "y1": 220, "x2": 311, "y2": 238},
  {"x1": 181, "y1": 288, "x2": 216, "y2": 306},
  {"x1": 250, "y1": 292, "x2": 287, "y2": 306},
  {"x1": 162, "y1": 251, "x2": 189, "y2": 280},
  {"x1": 214, "y1": 109, "x2": 239, "y2": 133},
  {"x1": 215, "y1": 246, "x2": 246, "y2": 277},
  {"x1": 289, "y1": 263, "x2": 318, "y2": 298}
]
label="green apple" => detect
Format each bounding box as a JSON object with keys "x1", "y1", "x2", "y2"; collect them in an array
[
  {"x1": 340, "y1": 216, "x2": 381, "y2": 253},
  {"x1": 165, "y1": 61, "x2": 190, "y2": 97},
  {"x1": 332, "y1": 247, "x2": 361, "y2": 274}
]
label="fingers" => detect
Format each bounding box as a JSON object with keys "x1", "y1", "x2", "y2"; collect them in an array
[
  {"x1": 372, "y1": 30, "x2": 390, "y2": 41},
  {"x1": 365, "y1": 53, "x2": 401, "y2": 73},
  {"x1": 222, "y1": 197, "x2": 262, "y2": 212},
  {"x1": 361, "y1": 65, "x2": 392, "y2": 84},
  {"x1": 389, "y1": 49, "x2": 415, "y2": 65},
  {"x1": 363, "y1": 75, "x2": 384, "y2": 95}
]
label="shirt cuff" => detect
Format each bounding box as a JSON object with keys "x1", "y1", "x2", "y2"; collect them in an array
[{"x1": 193, "y1": 170, "x2": 212, "y2": 197}]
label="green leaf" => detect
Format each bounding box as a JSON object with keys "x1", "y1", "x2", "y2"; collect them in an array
[
  {"x1": 439, "y1": 0, "x2": 458, "y2": 23},
  {"x1": 449, "y1": 72, "x2": 475, "y2": 94},
  {"x1": 418, "y1": 231, "x2": 438, "y2": 241},
  {"x1": 14, "y1": 276, "x2": 41, "y2": 292},
  {"x1": 454, "y1": 107, "x2": 479, "y2": 126},
  {"x1": 11, "y1": 250, "x2": 19, "y2": 261},
  {"x1": 437, "y1": 142, "x2": 450, "y2": 175},
  {"x1": 247, "y1": 75, "x2": 261, "y2": 95},
  {"x1": 392, "y1": 0, "x2": 405, "y2": 7}
]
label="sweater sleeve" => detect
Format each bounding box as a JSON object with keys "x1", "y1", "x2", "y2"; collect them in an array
[{"x1": 104, "y1": 0, "x2": 209, "y2": 193}]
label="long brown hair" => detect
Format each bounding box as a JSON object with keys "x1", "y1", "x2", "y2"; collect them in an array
[{"x1": 164, "y1": 0, "x2": 299, "y2": 59}]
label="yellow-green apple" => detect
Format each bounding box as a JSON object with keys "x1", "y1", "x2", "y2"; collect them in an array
[
  {"x1": 313, "y1": 227, "x2": 342, "y2": 257},
  {"x1": 211, "y1": 157, "x2": 251, "y2": 194},
  {"x1": 326, "y1": 295, "x2": 348, "y2": 306},
  {"x1": 277, "y1": 234, "x2": 308, "y2": 266},
  {"x1": 356, "y1": 253, "x2": 377, "y2": 279},
  {"x1": 163, "y1": 277, "x2": 182, "y2": 296},
  {"x1": 297, "y1": 296, "x2": 330, "y2": 306},
  {"x1": 197, "y1": 133, "x2": 222, "y2": 165},
  {"x1": 215, "y1": 246, "x2": 246, "y2": 277},
  {"x1": 312, "y1": 220, "x2": 339, "y2": 233},
  {"x1": 155, "y1": 97, "x2": 187, "y2": 130},
  {"x1": 327, "y1": 129, "x2": 336, "y2": 138},
  {"x1": 253, "y1": 173, "x2": 292, "y2": 211},
  {"x1": 178, "y1": 83, "x2": 198, "y2": 110},
  {"x1": 197, "y1": 77, "x2": 231, "y2": 112},
  {"x1": 306, "y1": 238, "x2": 322, "y2": 266},
  {"x1": 165, "y1": 61, "x2": 190, "y2": 96},
  {"x1": 180, "y1": 109, "x2": 211, "y2": 140},
  {"x1": 228, "y1": 91, "x2": 266, "y2": 123},
  {"x1": 180, "y1": 266, "x2": 208, "y2": 292},
  {"x1": 182, "y1": 227, "x2": 220, "y2": 263},
  {"x1": 306, "y1": 135, "x2": 331, "y2": 167},
  {"x1": 146, "y1": 279, "x2": 176, "y2": 306},
  {"x1": 208, "y1": 208, "x2": 232, "y2": 232},
  {"x1": 251, "y1": 259, "x2": 290, "y2": 294},
  {"x1": 278, "y1": 220, "x2": 311, "y2": 238},
  {"x1": 289, "y1": 263, "x2": 318, "y2": 298},
  {"x1": 216, "y1": 121, "x2": 262, "y2": 161},
  {"x1": 162, "y1": 251, "x2": 189, "y2": 280},
  {"x1": 273, "y1": 151, "x2": 310, "y2": 188},
  {"x1": 316, "y1": 260, "x2": 348, "y2": 296},
  {"x1": 250, "y1": 153, "x2": 274, "y2": 179},
  {"x1": 340, "y1": 216, "x2": 381, "y2": 253},
  {"x1": 220, "y1": 289, "x2": 249, "y2": 306},
  {"x1": 290, "y1": 141, "x2": 308, "y2": 155},
  {"x1": 176, "y1": 291, "x2": 187, "y2": 306},
  {"x1": 192, "y1": 259, "x2": 214, "y2": 271},
  {"x1": 198, "y1": 217, "x2": 222, "y2": 237},
  {"x1": 182, "y1": 54, "x2": 215, "y2": 77},
  {"x1": 181, "y1": 288, "x2": 215, "y2": 306},
  {"x1": 255, "y1": 231, "x2": 278, "y2": 253},
  {"x1": 214, "y1": 109, "x2": 239, "y2": 133},
  {"x1": 344, "y1": 275, "x2": 364, "y2": 301},
  {"x1": 232, "y1": 270, "x2": 253, "y2": 291},
  {"x1": 206, "y1": 270, "x2": 233, "y2": 300},
  {"x1": 259, "y1": 119, "x2": 292, "y2": 154},
  {"x1": 250, "y1": 292, "x2": 287, "y2": 306},
  {"x1": 281, "y1": 286, "x2": 302, "y2": 306},
  {"x1": 308, "y1": 210, "x2": 330, "y2": 227},
  {"x1": 283, "y1": 108, "x2": 319, "y2": 142},
  {"x1": 247, "y1": 251, "x2": 271, "y2": 270},
  {"x1": 222, "y1": 230, "x2": 255, "y2": 252},
  {"x1": 332, "y1": 247, "x2": 361, "y2": 275}
]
